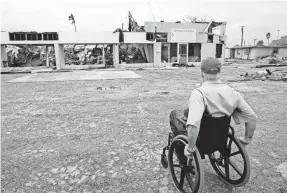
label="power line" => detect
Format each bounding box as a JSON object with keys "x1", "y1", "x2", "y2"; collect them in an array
[{"x1": 148, "y1": 1, "x2": 156, "y2": 21}]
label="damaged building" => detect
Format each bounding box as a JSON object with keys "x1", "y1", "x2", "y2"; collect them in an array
[
  {"x1": 1, "y1": 14, "x2": 227, "y2": 69},
  {"x1": 144, "y1": 20, "x2": 227, "y2": 66}
]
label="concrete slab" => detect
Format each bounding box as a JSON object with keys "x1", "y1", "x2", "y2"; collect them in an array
[
  {"x1": 31, "y1": 68, "x2": 53, "y2": 74},
  {"x1": 8, "y1": 70, "x2": 141, "y2": 83}
]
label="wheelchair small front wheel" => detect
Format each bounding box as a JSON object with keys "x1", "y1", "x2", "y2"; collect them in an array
[
  {"x1": 168, "y1": 135, "x2": 204, "y2": 193},
  {"x1": 161, "y1": 153, "x2": 168, "y2": 169}
]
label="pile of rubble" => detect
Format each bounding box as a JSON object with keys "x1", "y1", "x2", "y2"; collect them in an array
[
  {"x1": 241, "y1": 69, "x2": 287, "y2": 82},
  {"x1": 254, "y1": 55, "x2": 287, "y2": 68}
]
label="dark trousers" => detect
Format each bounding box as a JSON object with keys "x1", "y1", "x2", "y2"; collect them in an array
[
  {"x1": 169, "y1": 108, "x2": 189, "y2": 136},
  {"x1": 169, "y1": 108, "x2": 189, "y2": 164}
]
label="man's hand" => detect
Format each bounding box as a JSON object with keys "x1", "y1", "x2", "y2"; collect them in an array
[
  {"x1": 239, "y1": 137, "x2": 252, "y2": 146},
  {"x1": 184, "y1": 145, "x2": 195, "y2": 158}
]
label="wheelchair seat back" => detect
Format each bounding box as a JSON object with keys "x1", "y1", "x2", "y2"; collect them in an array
[{"x1": 196, "y1": 114, "x2": 231, "y2": 155}]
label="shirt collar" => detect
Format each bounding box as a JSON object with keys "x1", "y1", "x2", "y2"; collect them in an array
[{"x1": 202, "y1": 80, "x2": 222, "y2": 85}]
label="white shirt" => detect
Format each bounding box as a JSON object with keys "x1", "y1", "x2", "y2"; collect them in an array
[{"x1": 186, "y1": 80, "x2": 258, "y2": 128}]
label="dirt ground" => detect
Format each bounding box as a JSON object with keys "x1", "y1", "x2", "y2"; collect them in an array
[{"x1": 1, "y1": 65, "x2": 287, "y2": 193}]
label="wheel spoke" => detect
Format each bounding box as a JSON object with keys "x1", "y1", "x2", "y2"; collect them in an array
[
  {"x1": 229, "y1": 159, "x2": 243, "y2": 176},
  {"x1": 227, "y1": 138, "x2": 232, "y2": 151},
  {"x1": 186, "y1": 174, "x2": 195, "y2": 190},
  {"x1": 229, "y1": 151, "x2": 240, "y2": 157},
  {"x1": 179, "y1": 169, "x2": 185, "y2": 189},
  {"x1": 224, "y1": 157, "x2": 230, "y2": 178}
]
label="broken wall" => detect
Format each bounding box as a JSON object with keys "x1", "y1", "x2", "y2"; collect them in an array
[
  {"x1": 249, "y1": 47, "x2": 273, "y2": 59},
  {"x1": 201, "y1": 43, "x2": 216, "y2": 60},
  {"x1": 278, "y1": 47, "x2": 287, "y2": 58}
]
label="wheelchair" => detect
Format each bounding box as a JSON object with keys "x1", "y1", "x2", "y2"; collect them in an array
[{"x1": 161, "y1": 114, "x2": 251, "y2": 193}]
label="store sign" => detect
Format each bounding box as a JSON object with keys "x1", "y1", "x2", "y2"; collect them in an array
[
  {"x1": 170, "y1": 28, "x2": 196, "y2": 42},
  {"x1": 212, "y1": 26, "x2": 221, "y2": 35}
]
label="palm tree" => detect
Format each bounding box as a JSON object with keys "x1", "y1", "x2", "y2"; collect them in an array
[
  {"x1": 69, "y1": 14, "x2": 77, "y2": 32},
  {"x1": 266, "y1": 32, "x2": 271, "y2": 45}
]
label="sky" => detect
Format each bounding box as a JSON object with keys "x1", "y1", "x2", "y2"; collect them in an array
[{"x1": 0, "y1": 0, "x2": 287, "y2": 47}]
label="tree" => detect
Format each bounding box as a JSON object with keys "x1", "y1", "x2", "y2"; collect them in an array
[
  {"x1": 183, "y1": 16, "x2": 207, "y2": 23},
  {"x1": 256, "y1": 40, "x2": 264, "y2": 46},
  {"x1": 69, "y1": 14, "x2": 77, "y2": 32},
  {"x1": 266, "y1": 32, "x2": 271, "y2": 45}
]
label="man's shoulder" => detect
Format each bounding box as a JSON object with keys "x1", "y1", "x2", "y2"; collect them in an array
[
  {"x1": 196, "y1": 82, "x2": 240, "y2": 98},
  {"x1": 200, "y1": 82, "x2": 236, "y2": 90}
]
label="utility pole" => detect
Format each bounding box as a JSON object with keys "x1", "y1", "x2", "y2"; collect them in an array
[
  {"x1": 253, "y1": 39, "x2": 257, "y2": 46},
  {"x1": 277, "y1": 29, "x2": 280, "y2": 40},
  {"x1": 122, "y1": 23, "x2": 124, "y2": 30},
  {"x1": 240, "y1": 26, "x2": 246, "y2": 47}
]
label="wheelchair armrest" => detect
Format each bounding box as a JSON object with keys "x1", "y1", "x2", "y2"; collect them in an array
[{"x1": 176, "y1": 117, "x2": 187, "y2": 126}]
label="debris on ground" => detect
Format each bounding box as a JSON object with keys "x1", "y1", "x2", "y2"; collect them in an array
[
  {"x1": 239, "y1": 69, "x2": 287, "y2": 82},
  {"x1": 254, "y1": 55, "x2": 287, "y2": 68},
  {"x1": 277, "y1": 162, "x2": 287, "y2": 180}
]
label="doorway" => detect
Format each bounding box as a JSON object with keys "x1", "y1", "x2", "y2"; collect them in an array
[{"x1": 178, "y1": 43, "x2": 188, "y2": 64}]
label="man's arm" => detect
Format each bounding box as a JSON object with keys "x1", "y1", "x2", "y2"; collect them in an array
[
  {"x1": 186, "y1": 125, "x2": 200, "y2": 152},
  {"x1": 185, "y1": 90, "x2": 205, "y2": 153},
  {"x1": 233, "y1": 92, "x2": 258, "y2": 145},
  {"x1": 242, "y1": 121, "x2": 256, "y2": 144}
]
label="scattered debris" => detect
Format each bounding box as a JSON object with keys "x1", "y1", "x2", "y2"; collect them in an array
[
  {"x1": 276, "y1": 162, "x2": 287, "y2": 180},
  {"x1": 240, "y1": 69, "x2": 287, "y2": 82},
  {"x1": 255, "y1": 55, "x2": 287, "y2": 68}
]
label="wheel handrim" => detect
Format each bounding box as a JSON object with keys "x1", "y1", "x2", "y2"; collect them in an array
[
  {"x1": 168, "y1": 139, "x2": 201, "y2": 193},
  {"x1": 209, "y1": 135, "x2": 248, "y2": 184}
]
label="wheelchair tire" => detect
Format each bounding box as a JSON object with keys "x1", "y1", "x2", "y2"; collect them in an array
[
  {"x1": 208, "y1": 133, "x2": 251, "y2": 187},
  {"x1": 168, "y1": 135, "x2": 204, "y2": 193}
]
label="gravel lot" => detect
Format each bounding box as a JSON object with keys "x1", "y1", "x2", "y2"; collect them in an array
[{"x1": 1, "y1": 66, "x2": 287, "y2": 193}]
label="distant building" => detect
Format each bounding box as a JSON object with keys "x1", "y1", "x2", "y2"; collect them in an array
[
  {"x1": 144, "y1": 21, "x2": 227, "y2": 65},
  {"x1": 226, "y1": 36, "x2": 287, "y2": 59}
]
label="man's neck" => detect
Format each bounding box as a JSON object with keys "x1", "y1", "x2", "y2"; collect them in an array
[{"x1": 203, "y1": 79, "x2": 221, "y2": 85}]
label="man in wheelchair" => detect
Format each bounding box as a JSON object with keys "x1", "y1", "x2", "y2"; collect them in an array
[
  {"x1": 170, "y1": 57, "x2": 257, "y2": 158},
  {"x1": 165, "y1": 57, "x2": 258, "y2": 192}
]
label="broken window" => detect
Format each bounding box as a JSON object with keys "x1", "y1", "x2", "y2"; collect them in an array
[
  {"x1": 216, "y1": 44, "x2": 223, "y2": 58},
  {"x1": 155, "y1": 33, "x2": 167, "y2": 42},
  {"x1": 53, "y1": 33, "x2": 58, "y2": 40},
  {"x1": 21, "y1": 34, "x2": 26, "y2": 40},
  {"x1": 272, "y1": 47, "x2": 278, "y2": 54},
  {"x1": 119, "y1": 44, "x2": 154, "y2": 64},
  {"x1": 31, "y1": 33, "x2": 37, "y2": 40},
  {"x1": 8, "y1": 32, "x2": 59, "y2": 41},
  {"x1": 27, "y1": 34, "x2": 32, "y2": 40},
  {"x1": 9, "y1": 33, "x2": 15, "y2": 41},
  {"x1": 43, "y1": 34, "x2": 48, "y2": 40},
  {"x1": 37, "y1": 34, "x2": 42, "y2": 40},
  {"x1": 188, "y1": 43, "x2": 201, "y2": 62},
  {"x1": 15, "y1": 33, "x2": 21, "y2": 40},
  {"x1": 208, "y1": 35, "x2": 213, "y2": 43},
  {"x1": 48, "y1": 34, "x2": 53, "y2": 40},
  {"x1": 146, "y1": 33, "x2": 154, "y2": 41}
]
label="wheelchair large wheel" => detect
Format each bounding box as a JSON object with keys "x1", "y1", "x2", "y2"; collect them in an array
[
  {"x1": 208, "y1": 133, "x2": 250, "y2": 187},
  {"x1": 168, "y1": 135, "x2": 204, "y2": 193}
]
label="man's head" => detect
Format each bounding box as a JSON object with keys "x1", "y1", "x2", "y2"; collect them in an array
[{"x1": 200, "y1": 57, "x2": 222, "y2": 81}]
